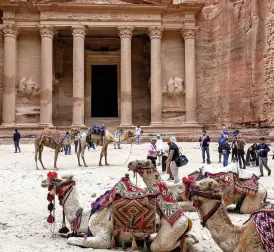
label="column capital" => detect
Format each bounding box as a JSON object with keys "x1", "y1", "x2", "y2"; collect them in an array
[
  {"x1": 117, "y1": 26, "x2": 134, "y2": 38},
  {"x1": 39, "y1": 25, "x2": 54, "y2": 38},
  {"x1": 148, "y1": 26, "x2": 163, "y2": 39},
  {"x1": 2, "y1": 25, "x2": 18, "y2": 38},
  {"x1": 71, "y1": 25, "x2": 86, "y2": 38},
  {"x1": 181, "y1": 27, "x2": 199, "y2": 40}
]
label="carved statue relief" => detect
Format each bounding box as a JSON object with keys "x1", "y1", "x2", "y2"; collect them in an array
[
  {"x1": 17, "y1": 77, "x2": 40, "y2": 99},
  {"x1": 163, "y1": 76, "x2": 185, "y2": 111}
]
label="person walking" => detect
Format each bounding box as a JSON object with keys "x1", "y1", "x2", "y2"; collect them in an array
[
  {"x1": 13, "y1": 129, "x2": 21, "y2": 153},
  {"x1": 199, "y1": 131, "x2": 211, "y2": 164},
  {"x1": 64, "y1": 132, "x2": 71, "y2": 155},
  {"x1": 235, "y1": 134, "x2": 246, "y2": 169},
  {"x1": 113, "y1": 130, "x2": 121, "y2": 149},
  {"x1": 161, "y1": 145, "x2": 169, "y2": 173},
  {"x1": 256, "y1": 137, "x2": 271, "y2": 177},
  {"x1": 156, "y1": 134, "x2": 163, "y2": 165},
  {"x1": 136, "y1": 125, "x2": 142, "y2": 145},
  {"x1": 147, "y1": 137, "x2": 158, "y2": 167},
  {"x1": 222, "y1": 138, "x2": 231, "y2": 167},
  {"x1": 166, "y1": 136, "x2": 180, "y2": 183},
  {"x1": 231, "y1": 138, "x2": 238, "y2": 162},
  {"x1": 218, "y1": 133, "x2": 225, "y2": 163}
]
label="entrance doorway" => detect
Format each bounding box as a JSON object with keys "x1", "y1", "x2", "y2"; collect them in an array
[{"x1": 91, "y1": 65, "x2": 118, "y2": 117}]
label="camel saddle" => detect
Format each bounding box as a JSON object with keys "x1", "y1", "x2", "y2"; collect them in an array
[
  {"x1": 91, "y1": 124, "x2": 106, "y2": 136},
  {"x1": 38, "y1": 129, "x2": 64, "y2": 146}
]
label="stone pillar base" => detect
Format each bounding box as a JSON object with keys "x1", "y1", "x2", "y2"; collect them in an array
[
  {"x1": 184, "y1": 121, "x2": 203, "y2": 128},
  {"x1": 38, "y1": 123, "x2": 53, "y2": 128},
  {"x1": 1, "y1": 123, "x2": 16, "y2": 127},
  {"x1": 150, "y1": 122, "x2": 164, "y2": 126},
  {"x1": 120, "y1": 123, "x2": 133, "y2": 127},
  {"x1": 71, "y1": 123, "x2": 86, "y2": 128}
]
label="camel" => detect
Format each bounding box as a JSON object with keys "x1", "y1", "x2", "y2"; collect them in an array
[
  {"x1": 41, "y1": 172, "x2": 198, "y2": 252},
  {"x1": 189, "y1": 177, "x2": 273, "y2": 252},
  {"x1": 128, "y1": 160, "x2": 268, "y2": 214},
  {"x1": 35, "y1": 128, "x2": 79, "y2": 170},
  {"x1": 77, "y1": 129, "x2": 133, "y2": 167}
]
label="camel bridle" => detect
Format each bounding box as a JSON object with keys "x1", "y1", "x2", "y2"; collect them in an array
[{"x1": 191, "y1": 190, "x2": 222, "y2": 227}]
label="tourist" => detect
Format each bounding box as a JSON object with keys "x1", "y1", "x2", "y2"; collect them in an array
[
  {"x1": 246, "y1": 143, "x2": 259, "y2": 167},
  {"x1": 231, "y1": 138, "x2": 238, "y2": 162},
  {"x1": 199, "y1": 130, "x2": 211, "y2": 164},
  {"x1": 113, "y1": 130, "x2": 121, "y2": 149},
  {"x1": 218, "y1": 133, "x2": 225, "y2": 163},
  {"x1": 233, "y1": 128, "x2": 240, "y2": 138},
  {"x1": 256, "y1": 137, "x2": 271, "y2": 177},
  {"x1": 74, "y1": 132, "x2": 80, "y2": 153},
  {"x1": 223, "y1": 126, "x2": 229, "y2": 139},
  {"x1": 156, "y1": 134, "x2": 163, "y2": 165},
  {"x1": 13, "y1": 129, "x2": 21, "y2": 153},
  {"x1": 235, "y1": 134, "x2": 246, "y2": 169},
  {"x1": 161, "y1": 145, "x2": 169, "y2": 173},
  {"x1": 166, "y1": 136, "x2": 180, "y2": 183},
  {"x1": 222, "y1": 138, "x2": 231, "y2": 167},
  {"x1": 136, "y1": 125, "x2": 142, "y2": 145},
  {"x1": 147, "y1": 137, "x2": 158, "y2": 167},
  {"x1": 64, "y1": 132, "x2": 71, "y2": 155},
  {"x1": 166, "y1": 141, "x2": 174, "y2": 180}
]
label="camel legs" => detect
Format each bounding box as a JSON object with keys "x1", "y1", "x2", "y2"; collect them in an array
[
  {"x1": 99, "y1": 143, "x2": 109, "y2": 166},
  {"x1": 67, "y1": 235, "x2": 111, "y2": 249},
  {"x1": 35, "y1": 144, "x2": 46, "y2": 170},
  {"x1": 54, "y1": 148, "x2": 60, "y2": 170}
]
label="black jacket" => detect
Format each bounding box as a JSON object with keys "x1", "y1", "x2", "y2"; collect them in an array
[{"x1": 13, "y1": 132, "x2": 21, "y2": 141}]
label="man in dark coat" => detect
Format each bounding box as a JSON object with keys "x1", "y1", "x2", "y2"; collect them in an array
[{"x1": 13, "y1": 129, "x2": 21, "y2": 153}]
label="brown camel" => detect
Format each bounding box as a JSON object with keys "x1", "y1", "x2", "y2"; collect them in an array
[
  {"x1": 77, "y1": 130, "x2": 134, "y2": 166},
  {"x1": 190, "y1": 178, "x2": 270, "y2": 252},
  {"x1": 35, "y1": 128, "x2": 79, "y2": 170}
]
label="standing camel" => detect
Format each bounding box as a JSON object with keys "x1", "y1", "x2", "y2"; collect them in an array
[
  {"x1": 77, "y1": 130, "x2": 133, "y2": 167},
  {"x1": 35, "y1": 128, "x2": 79, "y2": 170}
]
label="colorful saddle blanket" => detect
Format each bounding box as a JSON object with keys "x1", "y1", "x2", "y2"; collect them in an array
[
  {"x1": 91, "y1": 124, "x2": 106, "y2": 135},
  {"x1": 38, "y1": 129, "x2": 64, "y2": 146},
  {"x1": 245, "y1": 204, "x2": 274, "y2": 252},
  {"x1": 91, "y1": 178, "x2": 184, "y2": 232}
]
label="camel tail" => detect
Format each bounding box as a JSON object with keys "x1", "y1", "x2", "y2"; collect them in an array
[{"x1": 186, "y1": 218, "x2": 192, "y2": 233}]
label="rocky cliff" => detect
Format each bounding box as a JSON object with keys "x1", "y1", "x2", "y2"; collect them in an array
[{"x1": 196, "y1": 0, "x2": 273, "y2": 129}]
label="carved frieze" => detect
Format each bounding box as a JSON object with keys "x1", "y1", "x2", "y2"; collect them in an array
[
  {"x1": 3, "y1": 11, "x2": 15, "y2": 20},
  {"x1": 181, "y1": 27, "x2": 199, "y2": 39},
  {"x1": 71, "y1": 25, "x2": 86, "y2": 37},
  {"x1": 17, "y1": 77, "x2": 39, "y2": 99},
  {"x1": 117, "y1": 26, "x2": 134, "y2": 38},
  {"x1": 163, "y1": 77, "x2": 185, "y2": 111},
  {"x1": 16, "y1": 12, "x2": 40, "y2": 21},
  {"x1": 148, "y1": 26, "x2": 163, "y2": 39},
  {"x1": 162, "y1": 12, "x2": 184, "y2": 22},
  {"x1": 3, "y1": 25, "x2": 18, "y2": 37},
  {"x1": 39, "y1": 25, "x2": 54, "y2": 38}
]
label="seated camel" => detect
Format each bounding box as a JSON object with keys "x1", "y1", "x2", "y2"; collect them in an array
[
  {"x1": 35, "y1": 128, "x2": 79, "y2": 170},
  {"x1": 41, "y1": 172, "x2": 198, "y2": 252},
  {"x1": 128, "y1": 160, "x2": 267, "y2": 214},
  {"x1": 187, "y1": 177, "x2": 274, "y2": 252}
]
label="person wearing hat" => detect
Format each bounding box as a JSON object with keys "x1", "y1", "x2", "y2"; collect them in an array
[{"x1": 256, "y1": 137, "x2": 271, "y2": 177}]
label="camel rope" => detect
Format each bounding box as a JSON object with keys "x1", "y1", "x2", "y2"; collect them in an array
[{"x1": 120, "y1": 142, "x2": 133, "y2": 167}]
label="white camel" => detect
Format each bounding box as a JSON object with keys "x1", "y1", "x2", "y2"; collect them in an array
[{"x1": 41, "y1": 173, "x2": 198, "y2": 252}]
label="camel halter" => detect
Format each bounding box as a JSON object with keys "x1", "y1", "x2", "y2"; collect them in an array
[{"x1": 191, "y1": 190, "x2": 222, "y2": 227}]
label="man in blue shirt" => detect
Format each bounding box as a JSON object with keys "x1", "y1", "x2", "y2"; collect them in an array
[
  {"x1": 256, "y1": 137, "x2": 271, "y2": 177},
  {"x1": 218, "y1": 133, "x2": 225, "y2": 163}
]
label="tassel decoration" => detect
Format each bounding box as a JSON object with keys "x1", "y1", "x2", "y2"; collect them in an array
[
  {"x1": 142, "y1": 240, "x2": 147, "y2": 252},
  {"x1": 130, "y1": 216, "x2": 135, "y2": 228},
  {"x1": 131, "y1": 236, "x2": 138, "y2": 250},
  {"x1": 111, "y1": 236, "x2": 116, "y2": 249},
  {"x1": 122, "y1": 239, "x2": 126, "y2": 250}
]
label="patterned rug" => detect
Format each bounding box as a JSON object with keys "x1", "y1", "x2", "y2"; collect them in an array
[
  {"x1": 234, "y1": 174, "x2": 259, "y2": 196},
  {"x1": 38, "y1": 129, "x2": 64, "y2": 146},
  {"x1": 91, "y1": 177, "x2": 184, "y2": 229},
  {"x1": 245, "y1": 204, "x2": 274, "y2": 252},
  {"x1": 207, "y1": 172, "x2": 235, "y2": 195}
]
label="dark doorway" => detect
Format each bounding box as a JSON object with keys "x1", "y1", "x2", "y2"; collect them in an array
[{"x1": 91, "y1": 65, "x2": 118, "y2": 117}]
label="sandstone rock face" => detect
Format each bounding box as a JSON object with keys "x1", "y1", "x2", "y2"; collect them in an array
[{"x1": 196, "y1": 0, "x2": 272, "y2": 128}]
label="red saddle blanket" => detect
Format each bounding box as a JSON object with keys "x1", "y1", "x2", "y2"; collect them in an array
[
  {"x1": 245, "y1": 204, "x2": 274, "y2": 252},
  {"x1": 38, "y1": 129, "x2": 64, "y2": 146}
]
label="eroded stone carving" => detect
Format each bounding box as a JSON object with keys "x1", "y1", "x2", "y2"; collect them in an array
[
  {"x1": 52, "y1": 75, "x2": 59, "y2": 93},
  {"x1": 71, "y1": 25, "x2": 86, "y2": 37},
  {"x1": 117, "y1": 26, "x2": 134, "y2": 38},
  {"x1": 181, "y1": 27, "x2": 199, "y2": 39},
  {"x1": 163, "y1": 77, "x2": 185, "y2": 110},
  {"x1": 17, "y1": 77, "x2": 39, "y2": 98},
  {"x1": 39, "y1": 25, "x2": 54, "y2": 37},
  {"x1": 148, "y1": 26, "x2": 163, "y2": 38},
  {"x1": 3, "y1": 25, "x2": 18, "y2": 37}
]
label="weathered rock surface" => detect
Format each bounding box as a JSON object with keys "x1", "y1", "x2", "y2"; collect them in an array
[{"x1": 196, "y1": 0, "x2": 272, "y2": 128}]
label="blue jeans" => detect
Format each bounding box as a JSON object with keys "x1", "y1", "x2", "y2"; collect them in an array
[
  {"x1": 136, "y1": 135, "x2": 141, "y2": 145},
  {"x1": 14, "y1": 140, "x2": 20, "y2": 152},
  {"x1": 65, "y1": 145, "x2": 71, "y2": 155},
  {"x1": 87, "y1": 142, "x2": 96, "y2": 150},
  {"x1": 223, "y1": 152, "x2": 229, "y2": 167},
  {"x1": 201, "y1": 146, "x2": 210, "y2": 162}
]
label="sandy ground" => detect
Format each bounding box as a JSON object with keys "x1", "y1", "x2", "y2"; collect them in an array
[{"x1": 0, "y1": 141, "x2": 274, "y2": 252}]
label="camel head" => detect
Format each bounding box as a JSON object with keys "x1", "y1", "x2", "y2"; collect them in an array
[
  {"x1": 41, "y1": 172, "x2": 75, "y2": 202},
  {"x1": 191, "y1": 178, "x2": 223, "y2": 202}
]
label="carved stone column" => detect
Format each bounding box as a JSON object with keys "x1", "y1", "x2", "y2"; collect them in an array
[
  {"x1": 1, "y1": 25, "x2": 18, "y2": 126},
  {"x1": 71, "y1": 25, "x2": 86, "y2": 127},
  {"x1": 148, "y1": 27, "x2": 163, "y2": 125},
  {"x1": 118, "y1": 26, "x2": 133, "y2": 126},
  {"x1": 181, "y1": 27, "x2": 199, "y2": 124},
  {"x1": 39, "y1": 25, "x2": 54, "y2": 127}
]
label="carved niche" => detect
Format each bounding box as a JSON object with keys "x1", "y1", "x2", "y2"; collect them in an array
[
  {"x1": 17, "y1": 77, "x2": 39, "y2": 99},
  {"x1": 162, "y1": 77, "x2": 185, "y2": 112}
]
